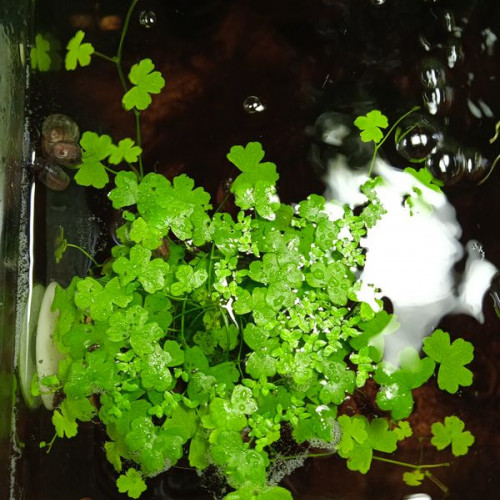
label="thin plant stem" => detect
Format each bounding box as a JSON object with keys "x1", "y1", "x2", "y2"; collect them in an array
[
  {"x1": 104, "y1": 166, "x2": 119, "y2": 175},
  {"x1": 134, "y1": 110, "x2": 144, "y2": 177},
  {"x1": 478, "y1": 153, "x2": 500, "y2": 185},
  {"x1": 368, "y1": 105, "x2": 420, "y2": 176},
  {"x1": 180, "y1": 298, "x2": 188, "y2": 348},
  {"x1": 117, "y1": 0, "x2": 139, "y2": 65},
  {"x1": 93, "y1": 50, "x2": 116, "y2": 64},
  {"x1": 66, "y1": 244, "x2": 99, "y2": 266},
  {"x1": 424, "y1": 470, "x2": 450, "y2": 494},
  {"x1": 372, "y1": 455, "x2": 450, "y2": 469}
]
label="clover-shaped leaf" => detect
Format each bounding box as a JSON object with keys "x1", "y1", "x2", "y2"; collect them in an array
[
  {"x1": 74, "y1": 132, "x2": 113, "y2": 188},
  {"x1": 431, "y1": 416, "x2": 475, "y2": 456},
  {"x1": 170, "y1": 264, "x2": 208, "y2": 296},
  {"x1": 405, "y1": 167, "x2": 443, "y2": 193},
  {"x1": 31, "y1": 33, "x2": 61, "y2": 71},
  {"x1": 354, "y1": 110, "x2": 389, "y2": 144},
  {"x1": 374, "y1": 347, "x2": 435, "y2": 419},
  {"x1": 108, "y1": 170, "x2": 140, "y2": 208},
  {"x1": 116, "y1": 468, "x2": 147, "y2": 499},
  {"x1": 65, "y1": 30, "x2": 95, "y2": 70},
  {"x1": 74, "y1": 276, "x2": 134, "y2": 321},
  {"x1": 227, "y1": 142, "x2": 280, "y2": 220},
  {"x1": 422, "y1": 329, "x2": 474, "y2": 394},
  {"x1": 109, "y1": 138, "x2": 142, "y2": 165},
  {"x1": 54, "y1": 226, "x2": 68, "y2": 263},
  {"x1": 112, "y1": 244, "x2": 170, "y2": 294},
  {"x1": 122, "y1": 58, "x2": 165, "y2": 111},
  {"x1": 403, "y1": 469, "x2": 424, "y2": 487}
]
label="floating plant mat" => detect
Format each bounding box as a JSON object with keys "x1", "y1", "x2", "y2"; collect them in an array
[{"x1": 15, "y1": 0, "x2": 500, "y2": 499}]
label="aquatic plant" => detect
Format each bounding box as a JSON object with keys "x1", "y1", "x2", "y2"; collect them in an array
[{"x1": 31, "y1": 1, "x2": 478, "y2": 499}]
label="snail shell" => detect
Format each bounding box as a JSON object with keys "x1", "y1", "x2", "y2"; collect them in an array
[
  {"x1": 41, "y1": 113, "x2": 81, "y2": 163},
  {"x1": 50, "y1": 141, "x2": 82, "y2": 166},
  {"x1": 33, "y1": 160, "x2": 71, "y2": 191},
  {"x1": 42, "y1": 114, "x2": 80, "y2": 144}
]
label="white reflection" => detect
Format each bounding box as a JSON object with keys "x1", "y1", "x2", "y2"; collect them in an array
[{"x1": 324, "y1": 156, "x2": 497, "y2": 364}]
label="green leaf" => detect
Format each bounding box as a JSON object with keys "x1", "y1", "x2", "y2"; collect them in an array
[
  {"x1": 403, "y1": 469, "x2": 424, "y2": 486},
  {"x1": 112, "y1": 245, "x2": 170, "y2": 294},
  {"x1": 163, "y1": 340, "x2": 184, "y2": 367},
  {"x1": 122, "y1": 58, "x2": 165, "y2": 111},
  {"x1": 109, "y1": 138, "x2": 142, "y2": 165},
  {"x1": 116, "y1": 469, "x2": 147, "y2": 499},
  {"x1": 319, "y1": 360, "x2": 356, "y2": 405},
  {"x1": 65, "y1": 30, "x2": 94, "y2": 70},
  {"x1": 75, "y1": 132, "x2": 114, "y2": 188},
  {"x1": 374, "y1": 347, "x2": 435, "y2": 419},
  {"x1": 337, "y1": 415, "x2": 368, "y2": 455},
  {"x1": 231, "y1": 385, "x2": 258, "y2": 415},
  {"x1": 31, "y1": 33, "x2": 61, "y2": 71},
  {"x1": 189, "y1": 430, "x2": 210, "y2": 469},
  {"x1": 394, "y1": 421, "x2": 413, "y2": 441},
  {"x1": 405, "y1": 167, "x2": 443, "y2": 193},
  {"x1": 225, "y1": 486, "x2": 293, "y2": 500},
  {"x1": 227, "y1": 142, "x2": 280, "y2": 220},
  {"x1": 105, "y1": 441, "x2": 123, "y2": 472},
  {"x1": 52, "y1": 409, "x2": 78, "y2": 438},
  {"x1": 431, "y1": 416, "x2": 475, "y2": 456},
  {"x1": 54, "y1": 226, "x2": 68, "y2": 263},
  {"x1": 422, "y1": 329, "x2": 474, "y2": 393},
  {"x1": 108, "y1": 171, "x2": 139, "y2": 208},
  {"x1": 354, "y1": 110, "x2": 389, "y2": 144},
  {"x1": 170, "y1": 264, "x2": 207, "y2": 296},
  {"x1": 338, "y1": 417, "x2": 397, "y2": 473},
  {"x1": 75, "y1": 276, "x2": 134, "y2": 321}
]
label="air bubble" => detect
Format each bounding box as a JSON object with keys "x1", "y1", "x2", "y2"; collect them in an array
[
  {"x1": 425, "y1": 149, "x2": 466, "y2": 185},
  {"x1": 370, "y1": 0, "x2": 386, "y2": 5},
  {"x1": 422, "y1": 86, "x2": 453, "y2": 115},
  {"x1": 395, "y1": 115, "x2": 443, "y2": 162},
  {"x1": 139, "y1": 10, "x2": 157, "y2": 28},
  {"x1": 243, "y1": 96, "x2": 266, "y2": 114},
  {"x1": 420, "y1": 58, "x2": 446, "y2": 89}
]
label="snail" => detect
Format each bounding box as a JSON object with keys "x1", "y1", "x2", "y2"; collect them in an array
[
  {"x1": 34, "y1": 114, "x2": 82, "y2": 191},
  {"x1": 32, "y1": 159, "x2": 71, "y2": 192}
]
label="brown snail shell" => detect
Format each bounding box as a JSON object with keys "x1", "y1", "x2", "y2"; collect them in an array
[
  {"x1": 50, "y1": 141, "x2": 82, "y2": 166},
  {"x1": 42, "y1": 114, "x2": 80, "y2": 144},
  {"x1": 33, "y1": 160, "x2": 71, "y2": 191},
  {"x1": 41, "y1": 113, "x2": 82, "y2": 170}
]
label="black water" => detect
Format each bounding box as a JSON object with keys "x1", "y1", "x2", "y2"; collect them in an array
[{"x1": 16, "y1": 0, "x2": 500, "y2": 499}]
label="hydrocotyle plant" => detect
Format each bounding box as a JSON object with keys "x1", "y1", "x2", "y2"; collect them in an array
[{"x1": 31, "y1": 2, "x2": 476, "y2": 499}]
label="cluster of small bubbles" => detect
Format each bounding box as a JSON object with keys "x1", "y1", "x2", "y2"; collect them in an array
[
  {"x1": 139, "y1": 10, "x2": 157, "y2": 28},
  {"x1": 242, "y1": 96, "x2": 266, "y2": 114},
  {"x1": 417, "y1": 7, "x2": 465, "y2": 116},
  {"x1": 395, "y1": 113, "x2": 443, "y2": 162},
  {"x1": 199, "y1": 466, "x2": 227, "y2": 499},
  {"x1": 267, "y1": 453, "x2": 308, "y2": 487}
]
